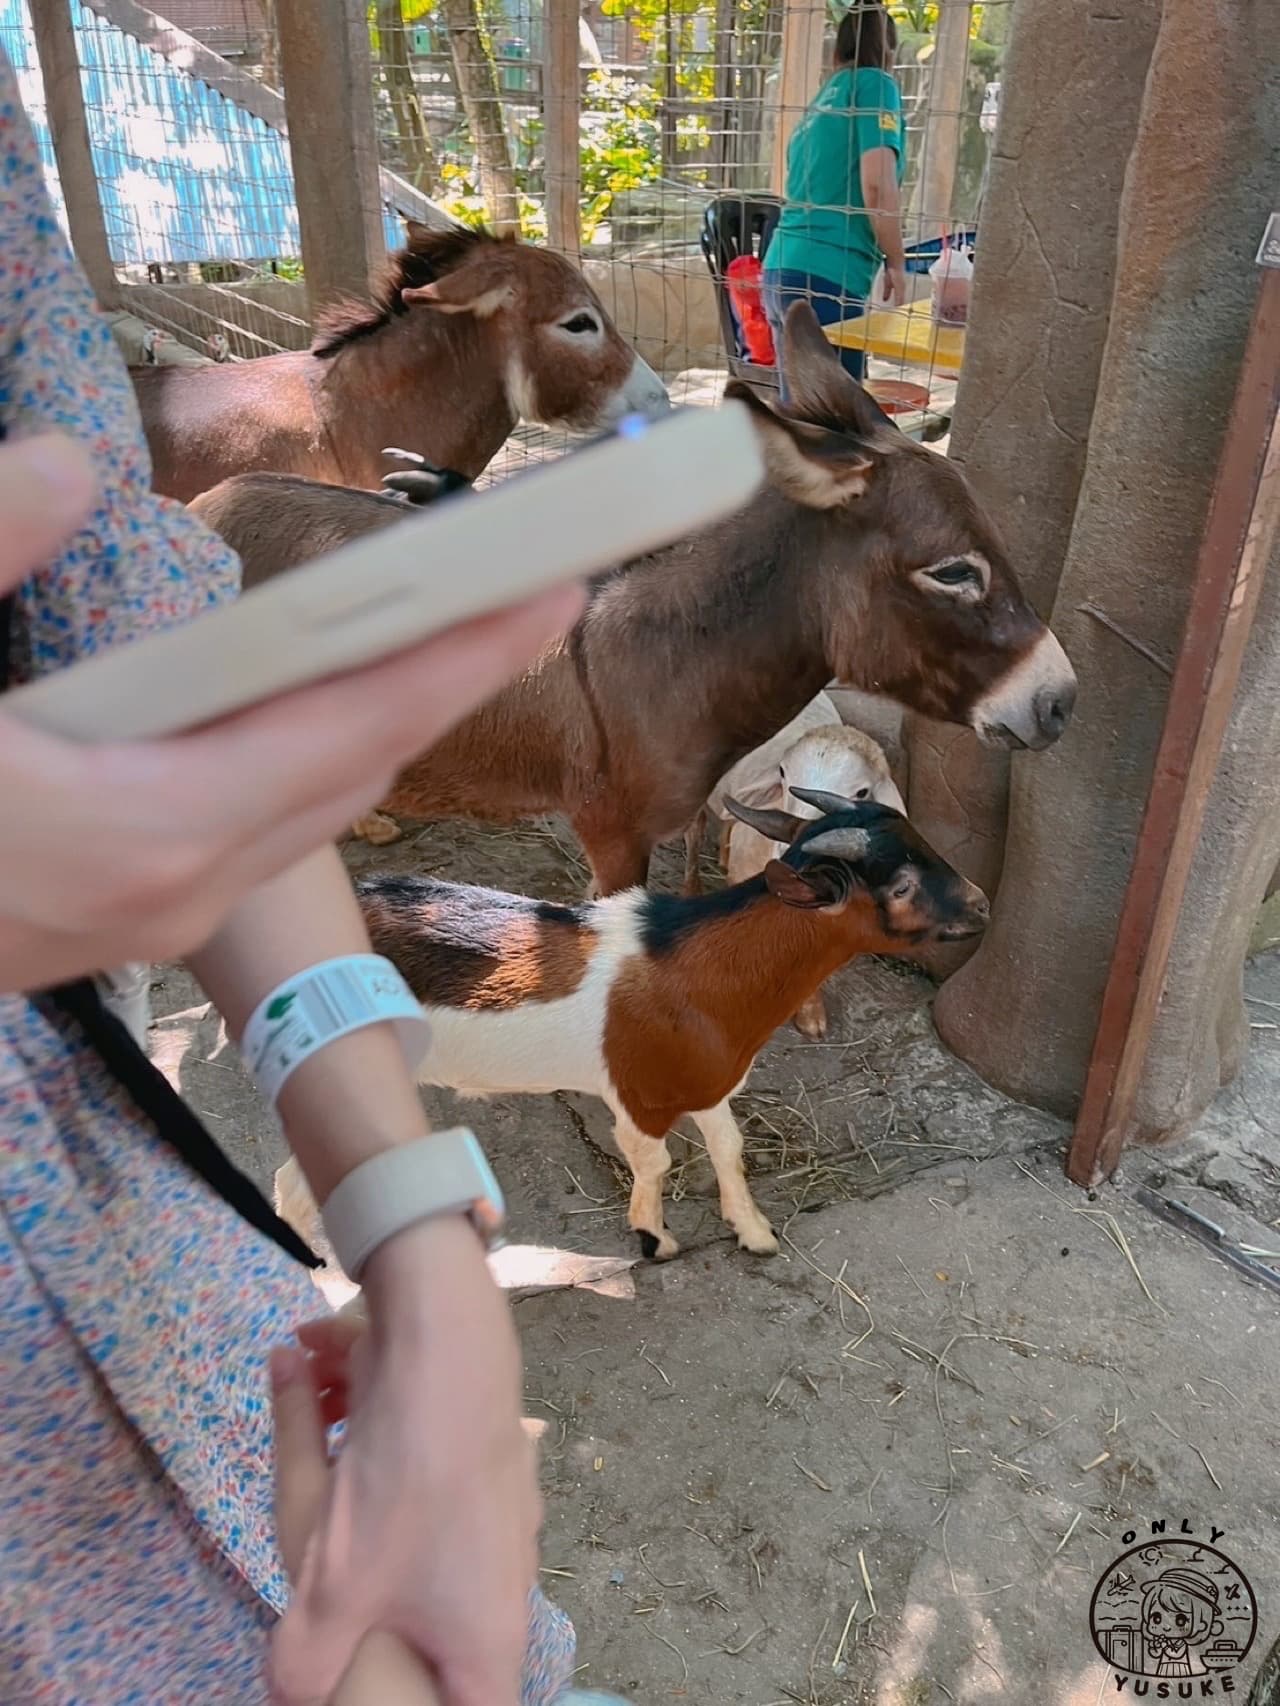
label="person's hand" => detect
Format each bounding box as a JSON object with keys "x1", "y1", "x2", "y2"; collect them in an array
[
  {"x1": 271, "y1": 1217, "x2": 538, "y2": 1706},
  {"x1": 881, "y1": 262, "x2": 908, "y2": 307},
  {"x1": 0, "y1": 434, "x2": 582, "y2": 992},
  {"x1": 271, "y1": 1322, "x2": 443, "y2": 1706}
]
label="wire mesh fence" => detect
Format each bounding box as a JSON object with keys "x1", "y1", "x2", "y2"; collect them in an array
[{"x1": 12, "y1": 0, "x2": 1011, "y2": 477}]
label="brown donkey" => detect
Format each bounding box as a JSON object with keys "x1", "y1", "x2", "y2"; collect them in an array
[
  {"x1": 132, "y1": 223, "x2": 668, "y2": 503},
  {"x1": 194, "y1": 303, "x2": 1077, "y2": 893}
]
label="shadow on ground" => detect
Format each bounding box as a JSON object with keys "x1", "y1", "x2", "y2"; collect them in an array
[{"x1": 152, "y1": 815, "x2": 1280, "y2": 1705}]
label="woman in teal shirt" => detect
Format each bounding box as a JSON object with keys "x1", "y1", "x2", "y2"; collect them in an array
[{"x1": 763, "y1": 2, "x2": 908, "y2": 395}]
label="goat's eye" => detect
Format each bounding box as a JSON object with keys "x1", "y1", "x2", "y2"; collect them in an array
[
  {"x1": 891, "y1": 877, "x2": 913, "y2": 900},
  {"x1": 561, "y1": 312, "x2": 599, "y2": 335},
  {"x1": 928, "y1": 561, "x2": 981, "y2": 589},
  {"x1": 854, "y1": 786, "x2": 870, "y2": 800}
]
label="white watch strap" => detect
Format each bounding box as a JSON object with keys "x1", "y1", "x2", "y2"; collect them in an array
[
  {"x1": 241, "y1": 955, "x2": 430, "y2": 1106},
  {"x1": 321, "y1": 1128, "x2": 506, "y2": 1279}
]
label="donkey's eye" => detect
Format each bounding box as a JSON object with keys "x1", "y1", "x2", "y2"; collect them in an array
[
  {"x1": 561, "y1": 312, "x2": 599, "y2": 335},
  {"x1": 928, "y1": 561, "x2": 981, "y2": 588}
]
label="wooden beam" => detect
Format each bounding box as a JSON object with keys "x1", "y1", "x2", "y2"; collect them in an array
[
  {"x1": 1068, "y1": 264, "x2": 1280, "y2": 1188},
  {"x1": 543, "y1": 0, "x2": 581, "y2": 257},
  {"x1": 915, "y1": 0, "x2": 973, "y2": 233},
  {"x1": 275, "y1": 0, "x2": 386, "y2": 316},
  {"x1": 772, "y1": 0, "x2": 825, "y2": 195},
  {"x1": 31, "y1": 0, "x2": 117, "y2": 307}
]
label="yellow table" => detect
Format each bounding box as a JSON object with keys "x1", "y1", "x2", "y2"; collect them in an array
[{"x1": 826, "y1": 299, "x2": 966, "y2": 377}]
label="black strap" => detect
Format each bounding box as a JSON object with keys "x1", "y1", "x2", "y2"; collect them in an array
[{"x1": 1, "y1": 511, "x2": 319, "y2": 1268}]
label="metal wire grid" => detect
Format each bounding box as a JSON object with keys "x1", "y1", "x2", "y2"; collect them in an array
[{"x1": 13, "y1": 0, "x2": 1008, "y2": 470}]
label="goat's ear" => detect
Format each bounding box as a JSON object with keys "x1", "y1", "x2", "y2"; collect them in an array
[
  {"x1": 725, "y1": 382, "x2": 874, "y2": 511},
  {"x1": 724, "y1": 795, "x2": 806, "y2": 844},
  {"x1": 764, "y1": 858, "x2": 840, "y2": 909},
  {"x1": 780, "y1": 302, "x2": 899, "y2": 440},
  {"x1": 402, "y1": 268, "x2": 515, "y2": 318}
]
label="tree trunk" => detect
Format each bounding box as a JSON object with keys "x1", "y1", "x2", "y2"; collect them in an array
[
  {"x1": 903, "y1": 0, "x2": 1161, "y2": 977},
  {"x1": 377, "y1": 0, "x2": 439, "y2": 190},
  {"x1": 440, "y1": 0, "x2": 521, "y2": 233},
  {"x1": 260, "y1": 0, "x2": 279, "y2": 88},
  {"x1": 660, "y1": 0, "x2": 678, "y2": 177},
  {"x1": 711, "y1": 0, "x2": 735, "y2": 187},
  {"x1": 932, "y1": 0, "x2": 1280, "y2": 1136},
  {"x1": 910, "y1": 0, "x2": 972, "y2": 233}
]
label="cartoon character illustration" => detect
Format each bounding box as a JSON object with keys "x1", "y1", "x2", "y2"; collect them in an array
[{"x1": 1140, "y1": 1568, "x2": 1223, "y2": 1676}]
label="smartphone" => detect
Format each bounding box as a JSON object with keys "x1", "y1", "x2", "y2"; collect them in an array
[{"x1": 8, "y1": 402, "x2": 763, "y2": 743}]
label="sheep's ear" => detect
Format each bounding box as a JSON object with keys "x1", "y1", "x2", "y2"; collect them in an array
[
  {"x1": 780, "y1": 302, "x2": 900, "y2": 439},
  {"x1": 723, "y1": 796, "x2": 806, "y2": 843},
  {"x1": 763, "y1": 859, "x2": 836, "y2": 908},
  {"x1": 725, "y1": 382, "x2": 874, "y2": 510}
]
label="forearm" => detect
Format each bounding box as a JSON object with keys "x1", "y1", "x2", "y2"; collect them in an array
[
  {"x1": 186, "y1": 844, "x2": 428, "y2": 1201},
  {"x1": 867, "y1": 193, "x2": 905, "y2": 269}
]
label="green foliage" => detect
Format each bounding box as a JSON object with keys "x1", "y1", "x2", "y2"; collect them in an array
[
  {"x1": 435, "y1": 68, "x2": 663, "y2": 243},
  {"x1": 367, "y1": 0, "x2": 436, "y2": 56},
  {"x1": 885, "y1": 0, "x2": 984, "y2": 41},
  {"x1": 578, "y1": 69, "x2": 663, "y2": 238},
  {"x1": 436, "y1": 160, "x2": 547, "y2": 238}
]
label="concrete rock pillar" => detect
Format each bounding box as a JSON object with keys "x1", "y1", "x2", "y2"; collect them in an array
[
  {"x1": 932, "y1": 0, "x2": 1280, "y2": 1126},
  {"x1": 903, "y1": 0, "x2": 1161, "y2": 967}
]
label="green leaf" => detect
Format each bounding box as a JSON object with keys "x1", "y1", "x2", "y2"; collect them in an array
[{"x1": 266, "y1": 993, "x2": 296, "y2": 1021}]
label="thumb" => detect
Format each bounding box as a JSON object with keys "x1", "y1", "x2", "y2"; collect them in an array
[{"x1": 0, "y1": 434, "x2": 96, "y2": 594}]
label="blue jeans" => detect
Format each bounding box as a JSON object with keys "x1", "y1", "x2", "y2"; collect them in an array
[{"x1": 761, "y1": 268, "x2": 866, "y2": 400}]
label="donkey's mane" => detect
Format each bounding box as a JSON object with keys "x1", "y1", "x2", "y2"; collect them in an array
[{"x1": 312, "y1": 223, "x2": 511, "y2": 357}]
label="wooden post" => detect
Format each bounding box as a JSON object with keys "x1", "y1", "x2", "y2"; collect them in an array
[
  {"x1": 915, "y1": 0, "x2": 973, "y2": 232},
  {"x1": 31, "y1": 0, "x2": 117, "y2": 307},
  {"x1": 1068, "y1": 266, "x2": 1280, "y2": 1188},
  {"x1": 543, "y1": 0, "x2": 581, "y2": 257},
  {"x1": 771, "y1": 0, "x2": 825, "y2": 193},
  {"x1": 275, "y1": 0, "x2": 385, "y2": 317}
]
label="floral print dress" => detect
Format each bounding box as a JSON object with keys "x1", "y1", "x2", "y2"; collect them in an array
[{"x1": 0, "y1": 59, "x2": 574, "y2": 1705}]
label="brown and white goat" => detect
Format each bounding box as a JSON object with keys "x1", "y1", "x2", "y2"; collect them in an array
[
  {"x1": 687, "y1": 714, "x2": 906, "y2": 1041},
  {"x1": 195, "y1": 302, "x2": 1077, "y2": 893},
  {"x1": 134, "y1": 222, "x2": 668, "y2": 503},
  {"x1": 272, "y1": 792, "x2": 989, "y2": 1265}
]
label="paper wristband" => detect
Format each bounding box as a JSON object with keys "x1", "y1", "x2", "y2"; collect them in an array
[
  {"x1": 322, "y1": 1127, "x2": 507, "y2": 1279},
  {"x1": 240, "y1": 955, "x2": 430, "y2": 1106}
]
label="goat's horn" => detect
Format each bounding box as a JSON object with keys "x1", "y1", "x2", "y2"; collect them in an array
[
  {"x1": 381, "y1": 445, "x2": 427, "y2": 466},
  {"x1": 789, "y1": 785, "x2": 859, "y2": 816},
  {"x1": 802, "y1": 827, "x2": 870, "y2": 860}
]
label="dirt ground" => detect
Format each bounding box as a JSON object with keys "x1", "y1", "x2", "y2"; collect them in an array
[{"x1": 153, "y1": 814, "x2": 1280, "y2": 1706}]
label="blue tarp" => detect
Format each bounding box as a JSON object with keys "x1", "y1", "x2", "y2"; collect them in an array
[{"x1": 1, "y1": 0, "x2": 402, "y2": 265}]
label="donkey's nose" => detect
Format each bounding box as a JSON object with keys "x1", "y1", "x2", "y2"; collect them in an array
[{"x1": 1033, "y1": 678, "x2": 1076, "y2": 743}]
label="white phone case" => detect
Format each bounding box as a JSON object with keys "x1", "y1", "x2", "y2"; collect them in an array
[{"x1": 9, "y1": 403, "x2": 763, "y2": 743}]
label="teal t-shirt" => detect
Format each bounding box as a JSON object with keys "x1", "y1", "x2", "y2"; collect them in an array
[{"x1": 766, "y1": 66, "x2": 905, "y2": 300}]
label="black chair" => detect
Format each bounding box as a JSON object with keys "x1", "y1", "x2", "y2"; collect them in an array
[{"x1": 700, "y1": 193, "x2": 782, "y2": 393}]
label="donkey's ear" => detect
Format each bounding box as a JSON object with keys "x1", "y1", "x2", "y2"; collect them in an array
[
  {"x1": 780, "y1": 302, "x2": 899, "y2": 440},
  {"x1": 725, "y1": 382, "x2": 874, "y2": 510},
  {"x1": 724, "y1": 794, "x2": 807, "y2": 843},
  {"x1": 401, "y1": 268, "x2": 515, "y2": 318}
]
